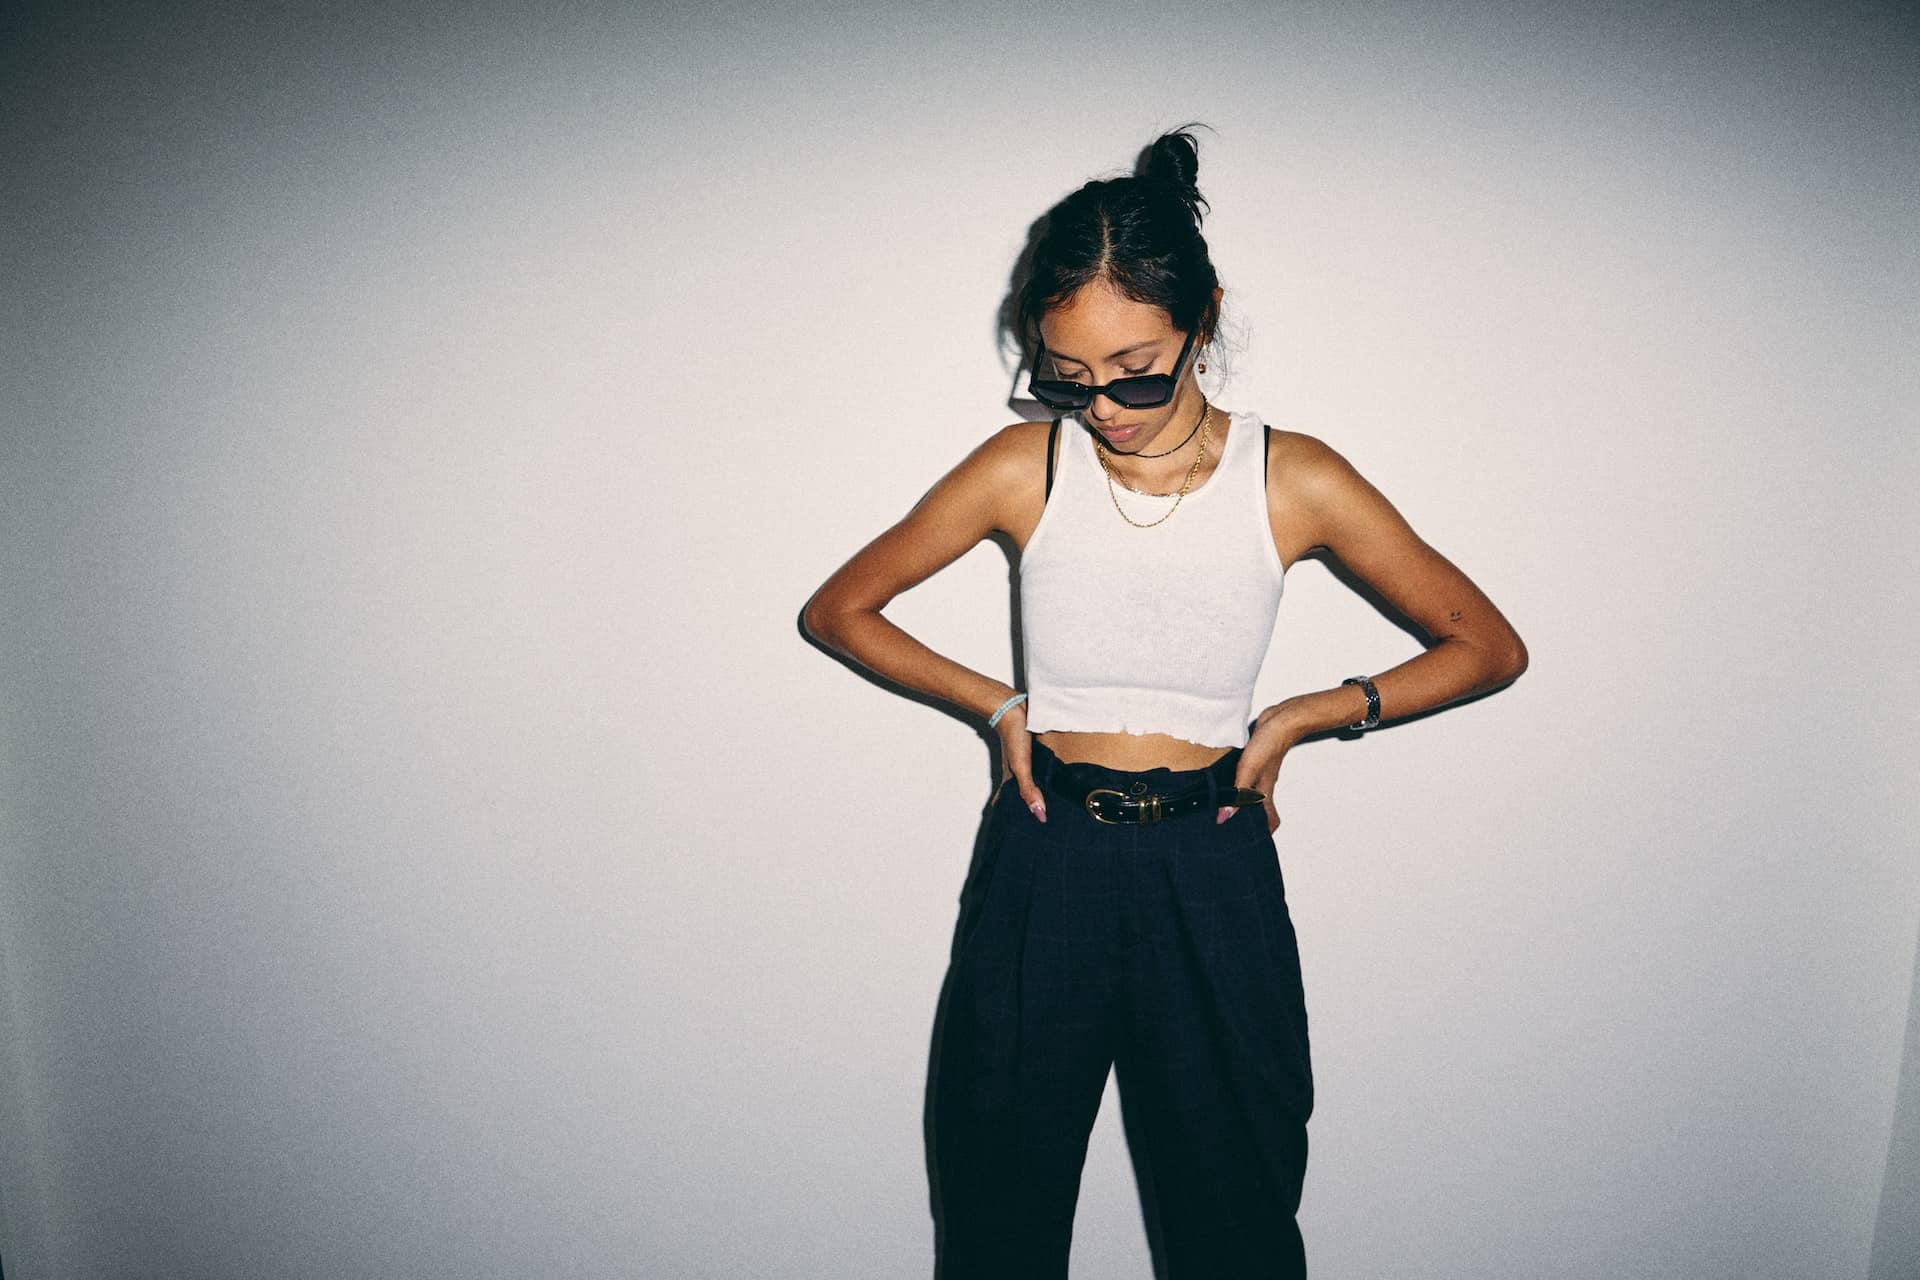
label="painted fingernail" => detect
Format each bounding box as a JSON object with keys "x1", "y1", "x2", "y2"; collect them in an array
[
  {"x1": 1216, "y1": 807, "x2": 1232, "y2": 824},
  {"x1": 1030, "y1": 800, "x2": 1047, "y2": 822}
]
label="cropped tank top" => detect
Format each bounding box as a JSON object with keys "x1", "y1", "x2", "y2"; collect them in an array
[{"x1": 1019, "y1": 410, "x2": 1286, "y2": 749}]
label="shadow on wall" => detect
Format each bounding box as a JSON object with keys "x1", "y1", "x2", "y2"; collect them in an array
[{"x1": 1869, "y1": 921, "x2": 1920, "y2": 1280}]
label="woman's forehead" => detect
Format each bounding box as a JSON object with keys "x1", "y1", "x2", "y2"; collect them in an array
[{"x1": 1039, "y1": 282, "x2": 1176, "y2": 360}]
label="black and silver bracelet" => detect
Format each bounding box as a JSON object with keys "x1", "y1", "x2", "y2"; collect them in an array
[{"x1": 1341, "y1": 676, "x2": 1381, "y2": 731}]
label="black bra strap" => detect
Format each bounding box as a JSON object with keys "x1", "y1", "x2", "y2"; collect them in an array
[
  {"x1": 1044, "y1": 417, "x2": 1061, "y2": 500},
  {"x1": 1263, "y1": 424, "x2": 1272, "y2": 486}
]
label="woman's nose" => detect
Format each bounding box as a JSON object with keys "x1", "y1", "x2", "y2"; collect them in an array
[{"x1": 1088, "y1": 392, "x2": 1121, "y2": 422}]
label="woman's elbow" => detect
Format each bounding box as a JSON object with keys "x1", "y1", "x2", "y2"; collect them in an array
[
  {"x1": 801, "y1": 592, "x2": 840, "y2": 648},
  {"x1": 802, "y1": 587, "x2": 871, "y2": 654},
  {"x1": 1494, "y1": 630, "x2": 1529, "y2": 685}
]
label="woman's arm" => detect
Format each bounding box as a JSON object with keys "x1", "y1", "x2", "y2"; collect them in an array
[
  {"x1": 1227, "y1": 432, "x2": 1529, "y2": 826},
  {"x1": 803, "y1": 423, "x2": 1055, "y2": 817}
]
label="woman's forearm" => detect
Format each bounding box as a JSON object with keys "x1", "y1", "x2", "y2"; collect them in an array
[
  {"x1": 805, "y1": 603, "x2": 1014, "y2": 723},
  {"x1": 1266, "y1": 632, "x2": 1528, "y2": 743}
]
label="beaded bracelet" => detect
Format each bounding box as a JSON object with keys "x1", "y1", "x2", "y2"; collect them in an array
[{"x1": 986, "y1": 692, "x2": 1028, "y2": 730}]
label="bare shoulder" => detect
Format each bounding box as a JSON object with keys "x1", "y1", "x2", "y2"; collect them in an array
[
  {"x1": 1262, "y1": 427, "x2": 1412, "y2": 561},
  {"x1": 913, "y1": 420, "x2": 1049, "y2": 501},
  {"x1": 904, "y1": 420, "x2": 1054, "y2": 546},
  {"x1": 970, "y1": 420, "x2": 1054, "y2": 542},
  {"x1": 1264, "y1": 428, "x2": 1370, "y2": 505},
  {"x1": 970, "y1": 419, "x2": 1054, "y2": 482}
]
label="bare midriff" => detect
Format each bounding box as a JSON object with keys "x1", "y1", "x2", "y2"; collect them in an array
[{"x1": 1037, "y1": 730, "x2": 1232, "y2": 772}]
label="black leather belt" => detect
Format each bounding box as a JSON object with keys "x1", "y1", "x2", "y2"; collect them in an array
[{"x1": 1041, "y1": 753, "x2": 1266, "y2": 825}]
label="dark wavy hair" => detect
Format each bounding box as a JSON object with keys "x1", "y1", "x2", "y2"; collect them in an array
[{"x1": 1016, "y1": 127, "x2": 1221, "y2": 357}]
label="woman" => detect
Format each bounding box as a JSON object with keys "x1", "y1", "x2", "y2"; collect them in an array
[{"x1": 803, "y1": 129, "x2": 1526, "y2": 1279}]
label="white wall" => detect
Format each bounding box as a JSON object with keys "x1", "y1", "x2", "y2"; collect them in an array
[{"x1": 2, "y1": 2, "x2": 1915, "y2": 1277}]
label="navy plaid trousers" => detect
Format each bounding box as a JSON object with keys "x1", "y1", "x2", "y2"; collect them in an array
[{"x1": 929, "y1": 743, "x2": 1313, "y2": 1279}]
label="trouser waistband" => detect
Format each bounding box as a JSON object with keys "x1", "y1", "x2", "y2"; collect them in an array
[{"x1": 1030, "y1": 741, "x2": 1252, "y2": 824}]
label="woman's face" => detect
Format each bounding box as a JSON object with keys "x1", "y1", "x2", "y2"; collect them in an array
[{"x1": 1036, "y1": 279, "x2": 1204, "y2": 454}]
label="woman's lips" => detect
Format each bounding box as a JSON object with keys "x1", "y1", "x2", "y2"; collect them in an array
[{"x1": 1096, "y1": 423, "x2": 1142, "y2": 443}]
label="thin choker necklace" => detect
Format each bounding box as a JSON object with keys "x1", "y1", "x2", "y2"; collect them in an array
[
  {"x1": 1094, "y1": 404, "x2": 1215, "y2": 528},
  {"x1": 1105, "y1": 399, "x2": 1208, "y2": 459}
]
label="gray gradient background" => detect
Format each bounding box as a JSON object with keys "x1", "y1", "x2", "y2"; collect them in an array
[{"x1": 3, "y1": 1, "x2": 1917, "y2": 1277}]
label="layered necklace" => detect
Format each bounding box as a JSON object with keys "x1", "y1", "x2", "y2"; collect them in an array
[{"x1": 1093, "y1": 402, "x2": 1214, "y2": 529}]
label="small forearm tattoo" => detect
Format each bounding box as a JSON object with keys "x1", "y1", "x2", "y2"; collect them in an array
[{"x1": 1448, "y1": 609, "x2": 1464, "y2": 622}]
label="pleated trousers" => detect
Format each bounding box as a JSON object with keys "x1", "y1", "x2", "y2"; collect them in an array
[{"x1": 930, "y1": 743, "x2": 1314, "y2": 1279}]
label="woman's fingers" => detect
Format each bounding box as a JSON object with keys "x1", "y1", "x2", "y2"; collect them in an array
[
  {"x1": 1009, "y1": 747, "x2": 1046, "y2": 821},
  {"x1": 998, "y1": 718, "x2": 1046, "y2": 822},
  {"x1": 1016, "y1": 774, "x2": 1047, "y2": 822},
  {"x1": 1221, "y1": 749, "x2": 1263, "y2": 823},
  {"x1": 1221, "y1": 748, "x2": 1285, "y2": 826},
  {"x1": 1258, "y1": 755, "x2": 1283, "y2": 831}
]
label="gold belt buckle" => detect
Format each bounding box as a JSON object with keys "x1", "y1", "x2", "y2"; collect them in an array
[
  {"x1": 1085, "y1": 788, "x2": 1164, "y2": 824},
  {"x1": 1085, "y1": 787, "x2": 1127, "y2": 824}
]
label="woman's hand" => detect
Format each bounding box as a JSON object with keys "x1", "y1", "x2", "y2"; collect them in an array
[
  {"x1": 995, "y1": 701, "x2": 1047, "y2": 822},
  {"x1": 1221, "y1": 702, "x2": 1301, "y2": 831}
]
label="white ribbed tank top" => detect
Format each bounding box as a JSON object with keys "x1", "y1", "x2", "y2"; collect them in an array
[{"x1": 1019, "y1": 409, "x2": 1286, "y2": 749}]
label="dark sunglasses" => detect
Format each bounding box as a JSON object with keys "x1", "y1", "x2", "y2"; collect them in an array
[{"x1": 1027, "y1": 328, "x2": 1198, "y2": 412}]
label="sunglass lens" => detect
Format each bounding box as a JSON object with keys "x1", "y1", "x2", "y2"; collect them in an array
[
  {"x1": 1031, "y1": 381, "x2": 1090, "y2": 410},
  {"x1": 1109, "y1": 376, "x2": 1173, "y2": 408}
]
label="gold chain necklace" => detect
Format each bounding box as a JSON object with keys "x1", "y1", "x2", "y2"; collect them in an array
[
  {"x1": 1094, "y1": 403, "x2": 1213, "y2": 528},
  {"x1": 1102, "y1": 401, "x2": 1211, "y2": 495}
]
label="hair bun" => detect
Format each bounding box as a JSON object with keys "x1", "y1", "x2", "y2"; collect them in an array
[{"x1": 1138, "y1": 127, "x2": 1207, "y2": 221}]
